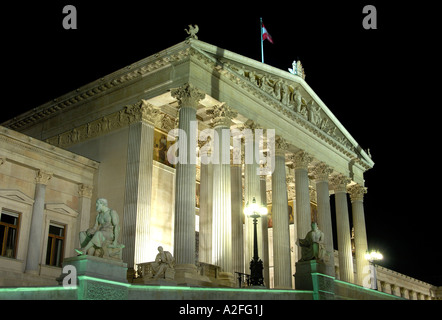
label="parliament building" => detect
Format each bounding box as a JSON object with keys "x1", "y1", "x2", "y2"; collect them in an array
[{"x1": 0, "y1": 37, "x2": 440, "y2": 300}]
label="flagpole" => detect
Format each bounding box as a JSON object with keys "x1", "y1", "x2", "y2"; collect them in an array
[{"x1": 260, "y1": 17, "x2": 264, "y2": 63}]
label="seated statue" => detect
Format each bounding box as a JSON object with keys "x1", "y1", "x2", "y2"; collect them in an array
[
  {"x1": 137, "y1": 246, "x2": 175, "y2": 280},
  {"x1": 296, "y1": 222, "x2": 325, "y2": 262},
  {"x1": 151, "y1": 246, "x2": 175, "y2": 279},
  {"x1": 76, "y1": 198, "x2": 124, "y2": 260}
]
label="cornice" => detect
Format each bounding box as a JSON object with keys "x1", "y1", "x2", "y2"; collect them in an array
[
  {"x1": 2, "y1": 42, "x2": 191, "y2": 132},
  {"x1": 189, "y1": 42, "x2": 373, "y2": 171},
  {"x1": 3, "y1": 39, "x2": 373, "y2": 172},
  {"x1": 0, "y1": 126, "x2": 99, "y2": 172}
]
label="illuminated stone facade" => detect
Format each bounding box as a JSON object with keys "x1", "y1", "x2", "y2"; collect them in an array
[{"x1": 0, "y1": 39, "x2": 440, "y2": 299}]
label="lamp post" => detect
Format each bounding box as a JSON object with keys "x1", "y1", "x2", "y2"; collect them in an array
[
  {"x1": 365, "y1": 250, "x2": 383, "y2": 290},
  {"x1": 244, "y1": 196, "x2": 268, "y2": 287}
]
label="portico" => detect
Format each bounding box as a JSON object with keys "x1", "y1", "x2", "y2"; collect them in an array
[{"x1": 2, "y1": 38, "x2": 374, "y2": 290}]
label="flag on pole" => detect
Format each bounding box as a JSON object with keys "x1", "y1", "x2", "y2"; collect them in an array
[
  {"x1": 260, "y1": 18, "x2": 273, "y2": 63},
  {"x1": 262, "y1": 23, "x2": 273, "y2": 44}
]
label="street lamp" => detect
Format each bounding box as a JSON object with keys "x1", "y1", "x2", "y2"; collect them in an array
[
  {"x1": 244, "y1": 196, "x2": 268, "y2": 287},
  {"x1": 365, "y1": 250, "x2": 383, "y2": 290}
]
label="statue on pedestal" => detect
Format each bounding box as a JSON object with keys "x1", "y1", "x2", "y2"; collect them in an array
[
  {"x1": 76, "y1": 198, "x2": 124, "y2": 260},
  {"x1": 296, "y1": 222, "x2": 325, "y2": 262}
]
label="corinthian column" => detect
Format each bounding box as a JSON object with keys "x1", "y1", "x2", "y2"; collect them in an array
[
  {"x1": 207, "y1": 103, "x2": 237, "y2": 274},
  {"x1": 243, "y1": 120, "x2": 262, "y2": 273},
  {"x1": 171, "y1": 84, "x2": 205, "y2": 273},
  {"x1": 293, "y1": 151, "x2": 312, "y2": 257},
  {"x1": 348, "y1": 184, "x2": 369, "y2": 287},
  {"x1": 271, "y1": 136, "x2": 292, "y2": 289},
  {"x1": 121, "y1": 100, "x2": 158, "y2": 272},
  {"x1": 25, "y1": 170, "x2": 52, "y2": 274},
  {"x1": 260, "y1": 170, "x2": 270, "y2": 287},
  {"x1": 231, "y1": 155, "x2": 244, "y2": 274},
  {"x1": 330, "y1": 174, "x2": 354, "y2": 283},
  {"x1": 312, "y1": 162, "x2": 335, "y2": 275},
  {"x1": 198, "y1": 143, "x2": 213, "y2": 265}
]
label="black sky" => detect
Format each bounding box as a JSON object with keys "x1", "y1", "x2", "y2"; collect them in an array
[{"x1": 2, "y1": 1, "x2": 440, "y2": 285}]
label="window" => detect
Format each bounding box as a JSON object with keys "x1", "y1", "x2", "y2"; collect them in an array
[
  {"x1": 0, "y1": 210, "x2": 20, "y2": 258},
  {"x1": 45, "y1": 224, "x2": 65, "y2": 267}
]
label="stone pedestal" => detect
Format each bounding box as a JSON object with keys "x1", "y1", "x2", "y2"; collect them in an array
[
  {"x1": 58, "y1": 255, "x2": 129, "y2": 300},
  {"x1": 61, "y1": 255, "x2": 128, "y2": 283},
  {"x1": 294, "y1": 260, "x2": 335, "y2": 300}
]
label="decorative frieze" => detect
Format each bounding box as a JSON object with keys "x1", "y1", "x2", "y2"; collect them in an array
[
  {"x1": 204, "y1": 53, "x2": 370, "y2": 168},
  {"x1": 46, "y1": 100, "x2": 172, "y2": 148}
]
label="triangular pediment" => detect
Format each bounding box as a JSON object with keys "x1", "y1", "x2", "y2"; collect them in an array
[
  {"x1": 188, "y1": 40, "x2": 374, "y2": 169},
  {"x1": 45, "y1": 203, "x2": 78, "y2": 218},
  {"x1": 0, "y1": 189, "x2": 34, "y2": 205}
]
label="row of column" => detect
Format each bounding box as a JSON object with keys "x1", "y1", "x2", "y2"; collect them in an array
[{"x1": 120, "y1": 83, "x2": 370, "y2": 288}]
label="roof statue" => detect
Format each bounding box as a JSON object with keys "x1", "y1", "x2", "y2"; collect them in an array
[
  {"x1": 288, "y1": 60, "x2": 306, "y2": 80},
  {"x1": 185, "y1": 24, "x2": 199, "y2": 40}
]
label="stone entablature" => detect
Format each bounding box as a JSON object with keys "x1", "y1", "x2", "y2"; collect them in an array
[{"x1": 2, "y1": 39, "x2": 373, "y2": 178}]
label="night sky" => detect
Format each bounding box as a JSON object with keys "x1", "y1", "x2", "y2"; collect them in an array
[{"x1": 2, "y1": 2, "x2": 440, "y2": 286}]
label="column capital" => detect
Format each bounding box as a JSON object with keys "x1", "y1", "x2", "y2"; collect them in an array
[
  {"x1": 330, "y1": 173, "x2": 351, "y2": 192},
  {"x1": 347, "y1": 184, "x2": 367, "y2": 202},
  {"x1": 171, "y1": 83, "x2": 205, "y2": 109},
  {"x1": 35, "y1": 170, "x2": 52, "y2": 185},
  {"x1": 242, "y1": 119, "x2": 260, "y2": 131},
  {"x1": 206, "y1": 103, "x2": 238, "y2": 128},
  {"x1": 78, "y1": 184, "x2": 93, "y2": 199},
  {"x1": 124, "y1": 100, "x2": 160, "y2": 125},
  {"x1": 292, "y1": 150, "x2": 312, "y2": 170},
  {"x1": 312, "y1": 162, "x2": 333, "y2": 182},
  {"x1": 274, "y1": 135, "x2": 289, "y2": 157}
]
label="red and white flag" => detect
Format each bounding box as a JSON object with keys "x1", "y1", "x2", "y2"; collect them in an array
[{"x1": 262, "y1": 23, "x2": 273, "y2": 44}]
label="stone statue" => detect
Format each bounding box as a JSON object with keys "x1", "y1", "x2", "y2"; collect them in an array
[
  {"x1": 288, "y1": 60, "x2": 306, "y2": 79},
  {"x1": 288, "y1": 60, "x2": 298, "y2": 75},
  {"x1": 136, "y1": 246, "x2": 175, "y2": 281},
  {"x1": 151, "y1": 246, "x2": 175, "y2": 279},
  {"x1": 76, "y1": 198, "x2": 124, "y2": 260},
  {"x1": 185, "y1": 24, "x2": 199, "y2": 39},
  {"x1": 296, "y1": 222, "x2": 325, "y2": 262}
]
